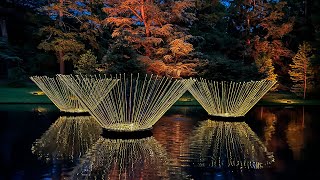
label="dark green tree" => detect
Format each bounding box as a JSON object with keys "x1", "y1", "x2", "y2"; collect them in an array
[
  {"x1": 98, "y1": 38, "x2": 146, "y2": 75},
  {"x1": 38, "y1": 0, "x2": 102, "y2": 74}
]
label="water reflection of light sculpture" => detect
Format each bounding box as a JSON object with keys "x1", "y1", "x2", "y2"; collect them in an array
[
  {"x1": 188, "y1": 79, "x2": 276, "y2": 117},
  {"x1": 59, "y1": 74, "x2": 192, "y2": 132},
  {"x1": 70, "y1": 136, "x2": 169, "y2": 179},
  {"x1": 181, "y1": 120, "x2": 274, "y2": 169},
  {"x1": 31, "y1": 116, "x2": 102, "y2": 162}
]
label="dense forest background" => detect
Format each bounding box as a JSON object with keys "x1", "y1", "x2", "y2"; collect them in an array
[{"x1": 0, "y1": 0, "x2": 319, "y2": 98}]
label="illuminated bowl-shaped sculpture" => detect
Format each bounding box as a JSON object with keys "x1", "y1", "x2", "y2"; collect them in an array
[
  {"x1": 31, "y1": 116, "x2": 102, "y2": 162},
  {"x1": 59, "y1": 74, "x2": 192, "y2": 132},
  {"x1": 181, "y1": 120, "x2": 274, "y2": 169},
  {"x1": 30, "y1": 75, "x2": 87, "y2": 112},
  {"x1": 188, "y1": 79, "x2": 276, "y2": 117},
  {"x1": 69, "y1": 136, "x2": 169, "y2": 179}
]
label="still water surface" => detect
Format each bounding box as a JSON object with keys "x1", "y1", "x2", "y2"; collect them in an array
[{"x1": 0, "y1": 104, "x2": 319, "y2": 180}]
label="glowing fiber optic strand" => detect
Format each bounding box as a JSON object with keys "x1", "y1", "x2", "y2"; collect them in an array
[
  {"x1": 57, "y1": 74, "x2": 119, "y2": 111},
  {"x1": 70, "y1": 137, "x2": 170, "y2": 179},
  {"x1": 30, "y1": 76, "x2": 87, "y2": 112},
  {"x1": 180, "y1": 120, "x2": 274, "y2": 169},
  {"x1": 188, "y1": 79, "x2": 276, "y2": 117},
  {"x1": 31, "y1": 116, "x2": 102, "y2": 162},
  {"x1": 61, "y1": 73, "x2": 193, "y2": 132}
]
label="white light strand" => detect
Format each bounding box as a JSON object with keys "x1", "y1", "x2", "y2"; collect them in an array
[
  {"x1": 31, "y1": 116, "x2": 102, "y2": 162},
  {"x1": 181, "y1": 120, "x2": 275, "y2": 169},
  {"x1": 188, "y1": 79, "x2": 276, "y2": 117},
  {"x1": 70, "y1": 137, "x2": 169, "y2": 179},
  {"x1": 30, "y1": 76, "x2": 88, "y2": 112},
  {"x1": 57, "y1": 74, "x2": 119, "y2": 110},
  {"x1": 60, "y1": 74, "x2": 192, "y2": 132}
]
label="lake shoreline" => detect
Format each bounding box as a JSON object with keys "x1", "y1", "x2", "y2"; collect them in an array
[{"x1": 1, "y1": 83, "x2": 320, "y2": 106}]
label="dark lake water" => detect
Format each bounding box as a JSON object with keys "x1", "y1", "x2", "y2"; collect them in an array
[{"x1": 0, "y1": 104, "x2": 320, "y2": 180}]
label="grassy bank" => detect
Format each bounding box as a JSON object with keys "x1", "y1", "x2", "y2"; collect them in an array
[
  {"x1": 0, "y1": 83, "x2": 51, "y2": 104},
  {"x1": 0, "y1": 83, "x2": 319, "y2": 106}
]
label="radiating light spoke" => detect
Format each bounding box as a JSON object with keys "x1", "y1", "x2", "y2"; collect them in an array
[
  {"x1": 188, "y1": 79, "x2": 276, "y2": 117},
  {"x1": 59, "y1": 74, "x2": 193, "y2": 132},
  {"x1": 30, "y1": 76, "x2": 88, "y2": 112}
]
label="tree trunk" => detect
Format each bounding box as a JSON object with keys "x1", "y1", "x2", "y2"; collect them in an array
[
  {"x1": 0, "y1": 19, "x2": 8, "y2": 42},
  {"x1": 59, "y1": 51, "x2": 65, "y2": 74},
  {"x1": 140, "y1": 0, "x2": 152, "y2": 56},
  {"x1": 140, "y1": 0, "x2": 151, "y2": 37},
  {"x1": 58, "y1": 0, "x2": 65, "y2": 74},
  {"x1": 303, "y1": 60, "x2": 307, "y2": 99}
]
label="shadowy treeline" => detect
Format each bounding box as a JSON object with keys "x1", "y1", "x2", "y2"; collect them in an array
[{"x1": 0, "y1": 0, "x2": 319, "y2": 98}]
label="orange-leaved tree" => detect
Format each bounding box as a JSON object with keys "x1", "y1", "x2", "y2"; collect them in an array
[{"x1": 102, "y1": 0, "x2": 202, "y2": 77}]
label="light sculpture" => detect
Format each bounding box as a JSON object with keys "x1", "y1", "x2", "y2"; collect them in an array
[
  {"x1": 70, "y1": 136, "x2": 169, "y2": 179},
  {"x1": 31, "y1": 116, "x2": 102, "y2": 162},
  {"x1": 181, "y1": 120, "x2": 274, "y2": 169},
  {"x1": 188, "y1": 79, "x2": 276, "y2": 117},
  {"x1": 30, "y1": 75, "x2": 86, "y2": 112},
  {"x1": 59, "y1": 74, "x2": 193, "y2": 132}
]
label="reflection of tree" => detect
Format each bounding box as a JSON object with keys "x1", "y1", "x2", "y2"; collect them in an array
[
  {"x1": 181, "y1": 120, "x2": 274, "y2": 169},
  {"x1": 258, "y1": 107, "x2": 277, "y2": 147},
  {"x1": 31, "y1": 116, "x2": 102, "y2": 162},
  {"x1": 70, "y1": 137, "x2": 170, "y2": 179},
  {"x1": 286, "y1": 106, "x2": 306, "y2": 160}
]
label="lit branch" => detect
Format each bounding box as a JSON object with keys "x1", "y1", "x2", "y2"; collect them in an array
[
  {"x1": 70, "y1": 137, "x2": 169, "y2": 179},
  {"x1": 59, "y1": 74, "x2": 193, "y2": 132},
  {"x1": 31, "y1": 116, "x2": 102, "y2": 162},
  {"x1": 188, "y1": 79, "x2": 276, "y2": 117},
  {"x1": 181, "y1": 120, "x2": 275, "y2": 169}
]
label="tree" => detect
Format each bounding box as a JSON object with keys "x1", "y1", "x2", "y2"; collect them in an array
[
  {"x1": 196, "y1": 53, "x2": 260, "y2": 81},
  {"x1": 38, "y1": 0, "x2": 101, "y2": 74},
  {"x1": 103, "y1": 0, "x2": 203, "y2": 78},
  {"x1": 289, "y1": 42, "x2": 313, "y2": 99},
  {"x1": 0, "y1": 37, "x2": 25, "y2": 81},
  {"x1": 74, "y1": 50, "x2": 97, "y2": 74},
  {"x1": 250, "y1": 1, "x2": 293, "y2": 82},
  {"x1": 98, "y1": 38, "x2": 146, "y2": 75},
  {"x1": 255, "y1": 55, "x2": 277, "y2": 81},
  {"x1": 226, "y1": 0, "x2": 293, "y2": 83}
]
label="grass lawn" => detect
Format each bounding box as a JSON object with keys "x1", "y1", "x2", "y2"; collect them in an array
[
  {"x1": 257, "y1": 91, "x2": 320, "y2": 106},
  {"x1": 0, "y1": 82, "x2": 319, "y2": 106},
  {"x1": 0, "y1": 83, "x2": 51, "y2": 104},
  {"x1": 175, "y1": 91, "x2": 320, "y2": 106}
]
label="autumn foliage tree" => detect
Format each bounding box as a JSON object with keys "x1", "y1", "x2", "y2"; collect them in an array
[
  {"x1": 250, "y1": 1, "x2": 293, "y2": 82},
  {"x1": 289, "y1": 42, "x2": 313, "y2": 99},
  {"x1": 227, "y1": 0, "x2": 293, "y2": 82},
  {"x1": 102, "y1": 0, "x2": 202, "y2": 77}
]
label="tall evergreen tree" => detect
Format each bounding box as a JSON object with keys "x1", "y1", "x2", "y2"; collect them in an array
[{"x1": 289, "y1": 42, "x2": 313, "y2": 99}]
